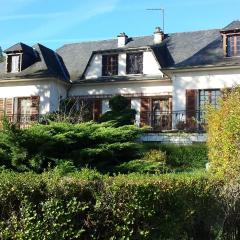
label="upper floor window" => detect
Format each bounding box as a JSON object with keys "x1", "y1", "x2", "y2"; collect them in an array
[
  {"x1": 102, "y1": 54, "x2": 118, "y2": 76},
  {"x1": 126, "y1": 52, "x2": 143, "y2": 74},
  {"x1": 7, "y1": 54, "x2": 21, "y2": 73},
  {"x1": 227, "y1": 34, "x2": 240, "y2": 57}
]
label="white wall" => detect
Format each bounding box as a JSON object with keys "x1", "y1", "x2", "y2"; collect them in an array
[
  {"x1": 173, "y1": 69, "x2": 240, "y2": 111},
  {"x1": 85, "y1": 54, "x2": 102, "y2": 79},
  {"x1": 50, "y1": 81, "x2": 68, "y2": 112},
  {"x1": 84, "y1": 51, "x2": 163, "y2": 79},
  {"x1": 118, "y1": 53, "x2": 126, "y2": 76},
  {"x1": 0, "y1": 80, "x2": 51, "y2": 114},
  {"x1": 0, "y1": 80, "x2": 68, "y2": 114},
  {"x1": 143, "y1": 51, "x2": 162, "y2": 76},
  {"x1": 69, "y1": 80, "x2": 172, "y2": 97}
]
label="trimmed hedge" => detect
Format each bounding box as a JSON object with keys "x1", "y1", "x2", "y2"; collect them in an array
[{"x1": 0, "y1": 170, "x2": 224, "y2": 239}]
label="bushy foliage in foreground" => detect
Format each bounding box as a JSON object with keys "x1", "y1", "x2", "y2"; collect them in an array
[
  {"x1": 207, "y1": 87, "x2": 240, "y2": 178},
  {"x1": 144, "y1": 143, "x2": 208, "y2": 171},
  {"x1": 0, "y1": 121, "x2": 142, "y2": 172},
  {"x1": 0, "y1": 170, "x2": 224, "y2": 240}
]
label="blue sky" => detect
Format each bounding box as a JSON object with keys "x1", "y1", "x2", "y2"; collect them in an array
[{"x1": 1, "y1": 0, "x2": 240, "y2": 50}]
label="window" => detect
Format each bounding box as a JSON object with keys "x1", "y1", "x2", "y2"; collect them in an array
[
  {"x1": 7, "y1": 54, "x2": 21, "y2": 73},
  {"x1": 102, "y1": 54, "x2": 118, "y2": 76},
  {"x1": 227, "y1": 34, "x2": 240, "y2": 57},
  {"x1": 126, "y1": 52, "x2": 143, "y2": 74},
  {"x1": 199, "y1": 89, "x2": 221, "y2": 122},
  {"x1": 199, "y1": 89, "x2": 221, "y2": 109}
]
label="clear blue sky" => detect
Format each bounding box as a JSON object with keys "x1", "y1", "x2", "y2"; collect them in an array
[{"x1": 1, "y1": 0, "x2": 239, "y2": 50}]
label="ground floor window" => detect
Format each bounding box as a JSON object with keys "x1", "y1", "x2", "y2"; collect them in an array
[
  {"x1": 198, "y1": 89, "x2": 221, "y2": 122},
  {"x1": 140, "y1": 96, "x2": 172, "y2": 131},
  {"x1": 199, "y1": 89, "x2": 221, "y2": 109}
]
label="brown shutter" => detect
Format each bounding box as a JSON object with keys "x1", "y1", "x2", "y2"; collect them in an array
[
  {"x1": 5, "y1": 98, "x2": 13, "y2": 115},
  {"x1": 186, "y1": 90, "x2": 197, "y2": 119},
  {"x1": 93, "y1": 99, "x2": 102, "y2": 121},
  {"x1": 140, "y1": 98, "x2": 150, "y2": 126},
  {"x1": 0, "y1": 98, "x2": 5, "y2": 118},
  {"x1": 186, "y1": 90, "x2": 198, "y2": 131},
  {"x1": 30, "y1": 96, "x2": 40, "y2": 115},
  {"x1": 223, "y1": 34, "x2": 227, "y2": 57}
]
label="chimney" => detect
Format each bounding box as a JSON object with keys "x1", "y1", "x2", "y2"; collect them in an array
[
  {"x1": 118, "y1": 32, "x2": 128, "y2": 47},
  {"x1": 154, "y1": 27, "x2": 164, "y2": 44}
]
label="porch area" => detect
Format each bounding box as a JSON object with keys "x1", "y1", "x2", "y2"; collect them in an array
[{"x1": 0, "y1": 110, "x2": 206, "y2": 132}]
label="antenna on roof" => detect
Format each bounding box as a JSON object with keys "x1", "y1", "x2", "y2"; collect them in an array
[{"x1": 146, "y1": 8, "x2": 165, "y2": 32}]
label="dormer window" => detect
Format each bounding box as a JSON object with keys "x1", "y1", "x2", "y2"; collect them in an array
[
  {"x1": 227, "y1": 34, "x2": 240, "y2": 57},
  {"x1": 7, "y1": 54, "x2": 21, "y2": 73},
  {"x1": 126, "y1": 52, "x2": 143, "y2": 74},
  {"x1": 102, "y1": 54, "x2": 118, "y2": 76}
]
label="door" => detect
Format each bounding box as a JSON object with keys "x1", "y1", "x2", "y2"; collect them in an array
[{"x1": 152, "y1": 97, "x2": 172, "y2": 131}]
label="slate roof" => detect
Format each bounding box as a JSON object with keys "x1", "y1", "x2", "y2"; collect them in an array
[
  {"x1": 222, "y1": 20, "x2": 240, "y2": 31},
  {"x1": 2, "y1": 20, "x2": 240, "y2": 82},
  {"x1": 4, "y1": 42, "x2": 35, "y2": 57},
  {"x1": 56, "y1": 20, "x2": 240, "y2": 81},
  {"x1": 0, "y1": 43, "x2": 69, "y2": 82}
]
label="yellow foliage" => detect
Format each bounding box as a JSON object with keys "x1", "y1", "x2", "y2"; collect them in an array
[{"x1": 207, "y1": 87, "x2": 240, "y2": 178}]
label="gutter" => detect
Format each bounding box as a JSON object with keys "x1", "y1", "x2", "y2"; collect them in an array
[{"x1": 162, "y1": 63, "x2": 240, "y2": 74}]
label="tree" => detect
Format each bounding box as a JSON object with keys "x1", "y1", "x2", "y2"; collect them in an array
[
  {"x1": 207, "y1": 87, "x2": 240, "y2": 178},
  {"x1": 99, "y1": 95, "x2": 136, "y2": 126}
]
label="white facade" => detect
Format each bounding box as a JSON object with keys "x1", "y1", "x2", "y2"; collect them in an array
[
  {"x1": 172, "y1": 68, "x2": 240, "y2": 111},
  {"x1": 84, "y1": 50, "x2": 163, "y2": 79},
  {"x1": 69, "y1": 80, "x2": 172, "y2": 97},
  {"x1": 0, "y1": 79, "x2": 67, "y2": 114}
]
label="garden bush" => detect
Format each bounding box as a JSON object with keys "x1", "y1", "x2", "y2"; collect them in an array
[
  {"x1": 207, "y1": 87, "x2": 240, "y2": 178},
  {"x1": 0, "y1": 120, "x2": 142, "y2": 172},
  {"x1": 99, "y1": 95, "x2": 136, "y2": 126},
  {"x1": 144, "y1": 143, "x2": 208, "y2": 171},
  {"x1": 0, "y1": 170, "x2": 224, "y2": 239}
]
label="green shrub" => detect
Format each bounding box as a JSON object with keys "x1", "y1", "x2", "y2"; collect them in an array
[
  {"x1": 0, "y1": 121, "x2": 142, "y2": 172},
  {"x1": 207, "y1": 87, "x2": 240, "y2": 178},
  {"x1": 0, "y1": 171, "x2": 224, "y2": 239},
  {"x1": 145, "y1": 143, "x2": 208, "y2": 171},
  {"x1": 99, "y1": 95, "x2": 136, "y2": 126}
]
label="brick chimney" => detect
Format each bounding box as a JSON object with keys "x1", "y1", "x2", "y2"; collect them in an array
[
  {"x1": 154, "y1": 27, "x2": 164, "y2": 44},
  {"x1": 118, "y1": 32, "x2": 128, "y2": 47}
]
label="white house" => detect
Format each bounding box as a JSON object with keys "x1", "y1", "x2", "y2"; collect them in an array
[{"x1": 0, "y1": 21, "x2": 240, "y2": 135}]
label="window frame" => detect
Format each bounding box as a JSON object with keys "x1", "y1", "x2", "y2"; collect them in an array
[
  {"x1": 126, "y1": 52, "x2": 143, "y2": 75},
  {"x1": 6, "y1": 53, "x2": 22, "y2": 73},
  {"x1": 226, "y1": 33, "x2": 240, "y2": 57},
  {"x1": 102, "y1": 54, "x2": 118, "y2": 76}
]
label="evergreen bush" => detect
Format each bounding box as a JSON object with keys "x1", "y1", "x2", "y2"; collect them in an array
[
  {"x1": 99, "y1": 95, "x2": 136, "y2": 126},
  {"x1": 0, "y1": 121, "x2": 142, "y2": 172}
]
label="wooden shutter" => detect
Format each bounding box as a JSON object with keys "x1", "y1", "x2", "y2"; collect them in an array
[
  {"x1": 5, "y1": 98, "x2": 13, "y2": 115},
  {"x1": 140, "y1": 98, "x2": 150, "y2": 126},
  {"x1": 30, "y1": 96, "x2": 40, "y2": 115},
  {"x1": 223, "y1": 34, "x2": 227, "y2": 57},
  {"x1": 93, "y1": 99, "x2": 102, "y2": 121},
  {"x1": 0, "y1": 98, "x2": 5, "y2": 117},
  {"x1": 186, "y1": 90, "x2": 197, "y2": 119}
]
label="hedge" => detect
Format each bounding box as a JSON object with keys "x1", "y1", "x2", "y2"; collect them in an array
[
  {"x1": 0, "y1": 170, "x2": 224, "y2": 239},
  {"x1": 145, "y1": 143, "x2": 208, "y2": 171}
]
